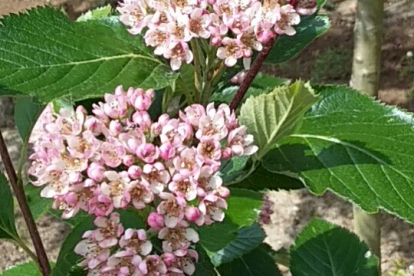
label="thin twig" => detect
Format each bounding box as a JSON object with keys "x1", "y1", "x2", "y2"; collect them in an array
[
  {"x1": 0, "y1": 129, "x2": 51, "y2": 276},
  {"x1": 229, "y1": 36, "x2": 277, "y2": 110}
]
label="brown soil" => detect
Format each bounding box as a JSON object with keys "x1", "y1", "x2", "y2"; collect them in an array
[{"x1": 0, "y1": 0, "x2": 414, "y2": 275}]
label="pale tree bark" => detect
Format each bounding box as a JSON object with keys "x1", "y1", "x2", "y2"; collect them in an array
[{"x1": 350, "y1": 0, "x2": 384, "y2": 273}]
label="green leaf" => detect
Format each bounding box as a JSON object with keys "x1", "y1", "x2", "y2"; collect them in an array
[
  {"x1": 117, "y1": 209, "x2": 146, "y2": 230},
  {"x1": 211, "y1": 74, "x2": 290, "y2": 104},
  {"x1": 25, "y1": 184, "x2": 53, "y2": 221},
  {"x1": 77, "y1": 5, "x2": 112, "y2": 22},
  {"x1": 237, "y1": 165, "x2": 304, "y2": 191},
  {"x1": 290, "y1": 219, "x2": 379, "y2": 276},
  {"x1": 0, "y1": 262, "x2": 41, "y2": 276},
  {"x1": 194, "y1": 245, "x2": 217, "y2": 276},
  {"x1": 210, "y1": 223, "x2": 266, "y2": 266},
  {"x1": 198, "y1": 219, "x2": 238, "y2": 254},
  {"x1": 51, "y1": 216, "x2": 94, "y2": 276},
  {"x1": 14, "y1": 97, "x2": 44, "y2": 142},
  {"x1": 0, "y1": 7, "x2": 176, "y2": 103},
  {"x1": 217, "y1": 245, "x2": 283, "y2": 276},
  {"x1": 0, "y1": 173, "x2": 19, "y2": 240},
  {"x1": 226, "y1": 188, "x2": 263, "y2": 227},
  {"x1": 239, "y1": 81, "x2": 320, "y2": 159},
  {"x1": 218, "y1": 156, "x2": 250, "y2": 184},
  {"x1": 266, "y1": 15, "x2": 330, "y2": 64},
  {"x1": 263, "y1": 85, "x2": 414, "y2": 223}
]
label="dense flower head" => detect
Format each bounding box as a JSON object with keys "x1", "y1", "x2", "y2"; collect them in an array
[
  {"x1": 29, "y1": 85, "x2": 257, "y2": 276},
  {"x1": 117, "y1": 0, "x2": 317, "y2": 70}
]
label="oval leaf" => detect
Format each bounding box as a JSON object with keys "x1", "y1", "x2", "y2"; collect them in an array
[
  {"x1": 217, "y1": 245, "x2": 283, "y2": 276},
  {"x1": 0, "y1": 173, "x2": 19, "y2": 241},
  {"x1": 237, "y1": 165, "x2": 304, "y2": 191},
  {"x1": 14, "y1": 97, "x2": 44, "y2": 142},
  {"x1": 0, "y1": 7, "x2": 176, "y2": 103},
  {"x1": 263, "y1": 85, "x2": 414, "y2": 223},
  {"x1": 239, "y1": 81, "x2": 319, "y2": 159},
  {"x1": 266, "y1": 15, "x2": 330, "y2": 64},
  {"x1": 25, "y1": 184, "x2": 52, "y2": 221},
  {"x1": 210, "y1": 223, "x2": 266, "y2": 266},
  {"x1": 290, "y1": 219, "x2": 379, "y2": 276}
]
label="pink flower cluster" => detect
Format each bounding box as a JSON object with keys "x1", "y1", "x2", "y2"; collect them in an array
[
  {"x1": 117, "y1": 0, "x2": 317, "y2": 70},
  {"x1": 29, "y1": 86, "x2": 257, "y2": 275}
]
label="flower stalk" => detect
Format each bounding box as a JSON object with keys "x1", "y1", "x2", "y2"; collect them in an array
[{"x1": 0, "y1": 129, "x2": 51, "y2": 276}]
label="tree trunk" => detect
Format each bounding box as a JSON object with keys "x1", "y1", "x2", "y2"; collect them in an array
[{"x1": 350, "y1": 0, "x2": 384, "y2": 273}]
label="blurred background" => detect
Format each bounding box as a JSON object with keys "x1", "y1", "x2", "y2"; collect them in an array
[{"x1": 0, "y1": 0, "x2": 413, "y2": 275}]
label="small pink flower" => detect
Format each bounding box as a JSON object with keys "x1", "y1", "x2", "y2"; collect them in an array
[
  {"x1": 164, "y1": 42, "x2": 194, "y2": 71},
  {"x1": 165, "y1": 250, "x2": 198, "y2": 275},
  {"x1": 132, "y1": 111, "x2": 152, "y2": 132},
  {"x1": 159, "y1": 143, "x2": 176, "y2": 161},
  {"x1": 158, "y1": 223, "x2": 199, "y2": 255},
  {"x1": 136, "y1": 143, "x2": 159, "y2": 163},
  {"x1": 188, "y1": 8, "x2": 211, "y2": 38},
  {"x1": 169, "y1": 174, "x2": 198, "y2": 201},
  {"x1": 119, "y1": 129, "x2": 146, "y2": 154},
  {"x1": 93, "y1": 213, "x2": 124, "y2": 248},
  {"x1": 148, "y1": 212, "x2": 165, "y2": 230},
  {"x1": 197, "y1": 136, "x2": 222, "y2": 164},
  {"x1": 47, "y1": 106, "x2": 85, "y2": 136},
  {"x1": 101, "y1": 171, "x2": 131, "y2": 208},
  {"x1": 196, "y1": 166, "x2": 224, "y2": 197},
  {"x1": 87, "y1": 162, "x2": 105, "y2": 182},
  {"x1": 228, "y1": 126, "x2": 258, "y2": 156},
  {"x1": 142, "y1": 162, "x2": 171, "y2": 194},
  {"x1": 101, "y1": 140, "x2": 126, "y2": 168},
  {"x1": 157, "y1": 193, "x2": 187, "y2": 228},
  {"x1": 88, "y1": 191, "x2": 114, "y2": 217},
  {"x1": 145, "y1": 29, "x2": 170, "y2": 55},
  {"x1": 67, "y1": 131, "x2": 100, "y2": 159},
  {"x1": 223, "y1": 12, "x2": 250, "y2": 35},
  {"x1": 196, "y1": 111, "x2": 228, "y2": 141},
  {"x1": 274, "y1": 4, "x2": 300, "y2": 36},
  {"x1": 52, "y1": 192, "x2": 81, "y2": 219},
  {"x1": 139, "y1": 255, "x2": 168, "y2": 275},
  {"x1": 185, "y1": 206, "x2": 201, "y2": 222},
  {"x1": 130, "y1": 88, "x2": 154, "y2": 111},
  {"x1": 173, "y1": 148, "x2": 203, "y2": 178},
  {"x1": 102, "y1": 88, "x2": 129, "y2": 119},
  {"x1": 127, "y1": 181, "x2": 154, "y2": 209},
  {"x1": 295, "y1": 0, "x2": 317, "y2": 15},
  {"x1": 119, "y1": 229, "x2": 153, "y2": 255},
  {"x1": 128, "y1": 165, "x2": 142, "y2": 179},
  {"x1": 75, "y1": 238, "x2": 110, "y2": 269},
  {"x1": 217, "y1": 38, "x2": 244, "y2": 67},
  {"x1": 196, "y1": 194, "x2": 228, "y2": 226},
  {"x1": 103, "y1": 250, "x2": 142, "y2": 276},
  {"x1": 118, "y1": 1, "x2": 149, "y2": 34},
  {"x1": 179, "y1": 104, "x2": 206, "y2": 127}
]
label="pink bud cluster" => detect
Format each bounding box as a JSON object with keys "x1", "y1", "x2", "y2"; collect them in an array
[
  {"x1": 29, "y1": 85, "x2": 257, "y2": 275},
  {"x1": 117, "y1": 0, "x2": 317, "y2": 70},
  {"x1": 258, "y1": 194, "x2": 274, "y2": 225}
]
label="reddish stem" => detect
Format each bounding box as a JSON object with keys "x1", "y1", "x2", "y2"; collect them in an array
[
  {"x1": 229, "y1": 36, "x2": 277, "y2": 111},
  {"x1": 0, "y1": 129, "x2": 51, "y2": 276}
]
